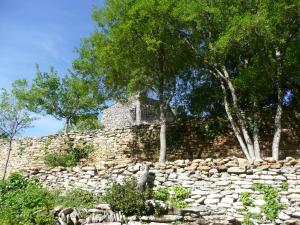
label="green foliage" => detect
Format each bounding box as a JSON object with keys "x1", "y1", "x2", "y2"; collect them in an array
[
  {"x1": 0, "y1": 89, "x2": 35, "y2": 139},
  {"x1": 281, "y1": 181, "x2": 289, "y2": 191},
  {"x1": 240, "y1": 183, "x2": 285, "y2": 224},
  {"x1": 13, "y1": 67, "x2": 103, "y2": 132},
  {"x1": 0, "y1": 173, "x2": 55, "y2": 225},
  {"x1": 70, "y1": 114, "x2": 104, "y2": 131},
  {"x1": 253, "y1": 183, "x2": 285, "y2": 222},
  {"x1": 153, "y1": 185, "x2": 190, "y2": 209},
  {"x1": 43, "y1": 152, "x2": 77, "y2": 168},
  {"x1": 74, "y1": 0, "x2": 197, "y2": 162},
  {"x1": 43, "y1": 144, "x2": 94, "y2": 168},
  {"x1": 239, "y1": 192, "x2": 261, "y2": 225},
  {"x1": 153, "y1": 187, "x2": 169, "y2": 202},
  {"x1": 176, "y1": 0, "x2": 300, "y2": 160},
  {"x1": 57, "y1": 189, "x2": 100, "y2": 208},
  {"x1": 74, "y1": 0, "x2": 195, "y2": 97},
  {"x1": 103, "y1": 178, "x2": 151, "y2": 216},
  {"x1": 240, "y1": 192, "x2": 254, "y2": 208},
  {"x1": 0, "y1": 174, "x2": 104, "y2": 224},
  {"x1": 170, "y1": 185, "x2": 190, "y2": 209},
  {"x1": 71, "y1": 144, "x2": 94, "y2": 162},
  {"x1": 0, "y1": 89, "x2": 35, "y2": 179}
]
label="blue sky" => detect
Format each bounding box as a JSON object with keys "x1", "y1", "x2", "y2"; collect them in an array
[{"x1": 0, "y1": 0, "x2": 105, "y2": 136}]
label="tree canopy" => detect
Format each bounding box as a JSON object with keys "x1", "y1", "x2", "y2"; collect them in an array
[
  {"x1": 174, "y1": 0, "x2": 300, "y2": 160},
  {"x1": 73, "y1": 0, "x2": 197, "y2": 162},
  {"x1": 13, "y1": 66, "x2": 104, "y2": 133},
  {"x1": 6, "y1": 0, "x2": 298, "y2": 162}
]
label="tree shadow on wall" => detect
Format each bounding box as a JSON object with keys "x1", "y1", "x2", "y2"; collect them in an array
[
  {"x1": 126, "y1": 118, "x2": 232, "y2": 161},
  {"x1": 279, "y1": 109, "x2": 300, "y2": 158},
  {"x1": 126, "y1": 125, "x2": 160, "y2": 161}
]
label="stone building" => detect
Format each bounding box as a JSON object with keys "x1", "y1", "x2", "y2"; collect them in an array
[{"x1": 102, "y1": 95, "x2": 174, "y2": 130}]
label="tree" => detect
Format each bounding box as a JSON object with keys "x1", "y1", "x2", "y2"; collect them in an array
[
  {"x1": 13, "y1": 66, "x2": 104, "y2": 134},
  {"x1": 177, "y1": 0, "x2": 299, "y2": 160},
  {"x1": 0, "y1": 89, "x2": 35, "y2": 180},
  {"x1": 73, "y1": 0, "x2": 195, "y2": 162}
]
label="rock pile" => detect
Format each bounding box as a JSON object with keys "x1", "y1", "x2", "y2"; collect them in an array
[{"x1": 55, "y1": 204, "x2": 230, "y2": 225}]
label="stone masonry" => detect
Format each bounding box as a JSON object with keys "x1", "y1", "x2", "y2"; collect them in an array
[
  {"x1": 102, "y1": 95, "x2": 175, "y2": 130},
  {"x1": 23, "y1": 157, "x2": 300, "y2": 224},
  {"x1": 0, "y1": 122, "x2": 299, "y2": 177}
]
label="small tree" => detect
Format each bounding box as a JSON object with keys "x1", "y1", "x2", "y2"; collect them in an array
[
  {"x1": 13, "y1": 66, "x2": 104, "y2": 134},
  {"x1": 0, "y1": 89, "x2": 35, "y2": 180}
]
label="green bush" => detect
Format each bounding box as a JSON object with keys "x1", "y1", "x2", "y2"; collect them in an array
[
  {"x1": 153, "y1": 187, "x2": 169, "y2": 202},
  {"x1": 43, "y1": 144, "x2": 94, "y2": 168},
  {"x1": 43, "y1": 152, "x2": 76, "y2": 167},
  {"x1": 103, "y1": 178, "x2": 151, "y2": 216},
  {"x1": 153, "y1": 185, "x2": 190, "y2": 209},
  {"x1": 57, "y1": 188, "x2": 100, "y2": 208},
  {"x1": 71, "y1": 144, "x2": 94, "y2": 162},
  {"x1": 170, "y1": 185, "x2": 190, "y2": 208},
  {"x1": 0, "y1": 173, "x2": 55, "y2": 225}
]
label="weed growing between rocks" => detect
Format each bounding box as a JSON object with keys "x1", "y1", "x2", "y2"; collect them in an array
[
  {"x1": 239, "y1": 192, "x2": 261, "y2": 225},
  {"x1": 171, "y1": 185, "x2": 190, "y2": 208},
  {"x1": 153, "y1": 185, "x2": 190, "y2": 210},
  {"x1": 153, "y1": 187, "x2": 170, "y2": 202},
  {"x1": 240, "y1": 182, "x2": 286, "y2": 224},
  {"x1": 253, "y1": 183, "x2": 286, "y2": 222},
  {"x1": 281, "y1": 181, "x2": 289, "y2": 191}
]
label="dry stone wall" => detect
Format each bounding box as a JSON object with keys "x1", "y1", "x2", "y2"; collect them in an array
[
  {"x1": 0, "y1": 121, "x2": 299, "y2": 177},
  {"x1": 23, "y1": 157, "x2": 300, "y2": 224}
]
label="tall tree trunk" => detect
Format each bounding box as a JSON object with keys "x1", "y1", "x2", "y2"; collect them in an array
[
  {"x1": 159, "y1": 103, "x2": 167, "y2": 163},
  {"x1": 2, "y1": 139, "x2": 12, "y2": 180},
  {"x1": 253, "y1": 101, "x2": 261, "y2": 160},
  {"x1": 220, "y1": 82, "x2": 251, "y2": 160},
  {"x1": 136, "y1": 95, "x2": 141, "y2": 125},
  {"x1": 221, "y1": 69, "x2": 255, "y2": 158},
  {"x1": 272, "y1": 49, "x2": 284, "y2": 160}
]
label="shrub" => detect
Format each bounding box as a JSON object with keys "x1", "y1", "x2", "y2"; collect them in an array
[
  {"x1": 57, "y1": 188, "x2": 100, "y2": 208},
  {"x1": 43, "y1": 152, "x2": 76, "y2": 167},
  {"x1": 43, "y1": 144, "x2": 94, "y2": 168},
  {"x1": 103, "y1": 178, "x2": 151, "y2": 216},
  {"x1": 153, "y1": 185, "x2": 190, "y2": 209},
  {"x1": 0, "y1": 172, "x2": 31, "y2": 195},
  {"x1": 0, "y1": 173, "x2": 55, "y2": 225},
  {"x1": 153, "y1": 187, "x2": 169, "y2": 202},
  {"x1": 71, "y1": 144, "x2": 94, "y2": 162},
  {"x1": 170, "y1": 185, "x2": 190, "y2": 208}
]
